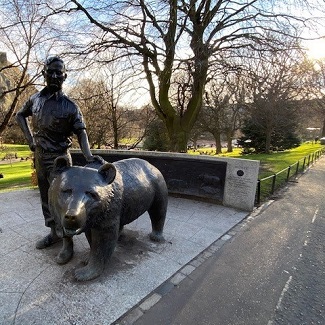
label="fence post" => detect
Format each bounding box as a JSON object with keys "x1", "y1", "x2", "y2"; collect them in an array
[
  {"x1": 302, "y1": 157, "x2": 306, "y2": 170},
  {"x1": 295, "y1": 161, "x2": 300, "y2": 176},
  {"x1": 286, "y1": 166, "x2": 291, "y2": 182},
  {"x1": 271, "y1": 174, "x2": 276, "y2": 194},
  {"x1": 256, "y1": 180, "x2": 261, "y2": 206}
]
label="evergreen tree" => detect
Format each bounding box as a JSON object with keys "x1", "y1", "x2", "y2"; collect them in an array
[
  {"x1": 239, "y1": 118, "x2": 300, "y2": 153},
  {"x1": 143, "y1": 119, "x2": 170, "y2": 151}
]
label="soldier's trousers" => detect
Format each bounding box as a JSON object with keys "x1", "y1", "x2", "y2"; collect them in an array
[{"x1": 34, "y1": 148, "x2": 70, "y2": 228}]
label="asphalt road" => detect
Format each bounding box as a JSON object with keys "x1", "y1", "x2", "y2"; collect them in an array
[{"x1": 133, "y1": 158, "x2": 325, "y2": 325}]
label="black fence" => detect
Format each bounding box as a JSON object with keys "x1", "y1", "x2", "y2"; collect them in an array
[{"x1": 255, "y1": 148, "x2": 325, "y2": 206}]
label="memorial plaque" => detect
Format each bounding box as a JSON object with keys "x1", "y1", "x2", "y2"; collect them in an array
[{"x1": 223, "y1": 159, "x2": 260, "y2": 211}]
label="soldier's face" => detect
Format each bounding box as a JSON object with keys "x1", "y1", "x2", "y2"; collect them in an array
[{"x1": 43, "y1": 61, "x2": 67, "y2": 92}]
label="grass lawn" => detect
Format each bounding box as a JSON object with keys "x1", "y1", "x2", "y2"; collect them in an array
[
  {"x1": 188, "y1": 142, "x2": 324, "y2": 178},
  {"x1": 0, "y1": 144, "x2": 35, "y2": 192},
  {"x1": 0, "y1": 143, "x2": 32, "y2": 160},
  {"x1": 0, "y1": 160, "x2": 35, "y2": 191}
]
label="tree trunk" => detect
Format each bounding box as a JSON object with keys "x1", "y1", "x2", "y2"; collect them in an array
[
  {"x1": 111, "y1": 106, "x2": 119, "y2": 149},
  {"x1": 142, "y1": 14, "x2": 208, "y2": 153},
  {"x1": 227, "y1": 139, "x2": 233, "y2": 152},
  {"x1": 322, "y1": 116, "x2": 325, "y2": 137},
  {"x1": 192, "y1": 134, "x2": 198, "y2": 149},
  {"x1": 226, "y1": 130, "x2": 233, "y2": 153},
  {"x1": 166, "y1": 116, "x2": 189, "y2": 152},
  {"x1": 214, "y1": 133, "x2": 222, "y2": 154},
  {"x1": 265, "y1": 128, "x2": 273, "y2": 153}
]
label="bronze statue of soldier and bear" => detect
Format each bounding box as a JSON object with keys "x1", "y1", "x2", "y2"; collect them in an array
[{"x1": 16, "y1": 56, "x2": 168, "y2": 281}]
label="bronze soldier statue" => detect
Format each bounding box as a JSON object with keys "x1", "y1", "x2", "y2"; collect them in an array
[{"x1": 16, "y1": 56, "x2": 94, "y2": 249}]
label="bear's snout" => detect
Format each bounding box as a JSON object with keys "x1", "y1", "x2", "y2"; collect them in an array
[
  {"x1": 63, "y1": 213, "x2": 83, "y2": 237},
  {"x1": 61, "y1": 205, "x2": 87, "y2": 237},
  {"x1": 63, "y1": 211, "x2": 79, "y2": 227},
  {"x1": 65, "y1": 213, "x2": 76, "y2": 223}
]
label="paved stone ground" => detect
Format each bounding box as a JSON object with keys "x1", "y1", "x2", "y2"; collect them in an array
[{"x1": 0, "y1": 189, "x2": 248, "y2": 325}]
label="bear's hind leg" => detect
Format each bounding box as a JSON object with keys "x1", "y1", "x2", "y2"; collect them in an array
[{"x1": 148, "y1": 198, "x2": 167, "y2": 242}]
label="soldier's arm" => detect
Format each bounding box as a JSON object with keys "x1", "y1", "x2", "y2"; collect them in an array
[
  {"x1": 71, "y1": 100, "x2": 94, "y2": 162},
  {"x1": 16, "y1": 98, "x2": 36, "y2": 151},
  {"x1": 76, "y1": 129, "x2": 94, "y2": 162}
]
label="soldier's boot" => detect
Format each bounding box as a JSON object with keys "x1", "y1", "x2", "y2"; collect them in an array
[{"x1": 36, "y1": 226, "x2": 61, "y2": 249}]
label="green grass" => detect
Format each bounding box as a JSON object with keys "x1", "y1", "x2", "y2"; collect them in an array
[
  {"x1": 0, "y1": 143, "x2": 32, "y2": 159},
  {"x1": 238, "y1": 143, "x2": 323, "y2": 177},
  {"x1": 188, "y1": 142, "x2": 323, "y2": 178},
  {"x1": 0, "y1": 160, "x2": 35, "y2": 191},
  {"x1": 0, "y1": 144, "x2": 35, "y2": 192}
]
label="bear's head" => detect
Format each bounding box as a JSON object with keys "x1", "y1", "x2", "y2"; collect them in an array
[{"x1": 49, "y1": 155, "x2": 117, "y2": 238}]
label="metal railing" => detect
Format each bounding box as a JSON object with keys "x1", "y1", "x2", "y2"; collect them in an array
[{"x1": 255, "y1": 148, "x2": 325, "y2": 206}]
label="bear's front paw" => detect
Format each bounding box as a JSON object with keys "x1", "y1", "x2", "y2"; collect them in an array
[
  {"x1": 56, "y1": 248, "x2": 73, "y2": 265},
  {"x1": 74, "y1": 265, "x2": 103, "y2": 281}
]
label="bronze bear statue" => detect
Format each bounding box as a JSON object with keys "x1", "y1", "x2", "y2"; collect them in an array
[{"x1": 48, "y1": 155, "x2": 168, "y2": 281}]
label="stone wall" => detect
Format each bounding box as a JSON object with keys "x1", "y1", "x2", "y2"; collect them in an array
[{"x1": 71, "y1": 149, "x2": 260, "y2": 211}]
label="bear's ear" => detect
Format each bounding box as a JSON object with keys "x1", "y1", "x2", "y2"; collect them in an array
[
  {"x1": 98, "y1": 163, "x2": 116, "y2": 184},
  {"x1": 52, "y1": 155, "x2": 72, "y2": 174}
]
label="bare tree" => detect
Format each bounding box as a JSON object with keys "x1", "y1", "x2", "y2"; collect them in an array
[
  {"x1": 243, "y1": 44, "x2": 311, "y2": 153},
  {"x1": 0, "y1": 0, "x2": 62, "y2": 136},
  {"x1": 202, "y1": 70, "x2": 246, "y2": 153},
  {"x1": 68, "y1": 78, "x2": 111, "y2": 148},
  {"x1": 59, "y1": 0, "x2": 322, "y2": 152},
  {"x1": 69, "y1": 77, "x2": 154, "y2": 149},
  {"x1": 306, "y1": 58, "x2": 325, "y2": 136},
  {"x1": 121, "y1": 105, "x2": 157, "y2": 149},
  {"x1": 69, "y1": 77, "x2": 133, "y2": 149}
]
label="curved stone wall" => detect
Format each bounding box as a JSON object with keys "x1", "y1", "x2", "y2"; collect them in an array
[{"x1": 71, "y1": 149, "x2": 259, "y2": 211}]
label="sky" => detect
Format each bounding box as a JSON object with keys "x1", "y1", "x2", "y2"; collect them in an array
[{"x1": 305, "y1": 38, "x2": 325, "y2": 60}]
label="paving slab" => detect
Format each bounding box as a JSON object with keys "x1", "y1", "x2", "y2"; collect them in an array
[{"x1": 0, "y1": 189, "x2": 248, "y2": 325}]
